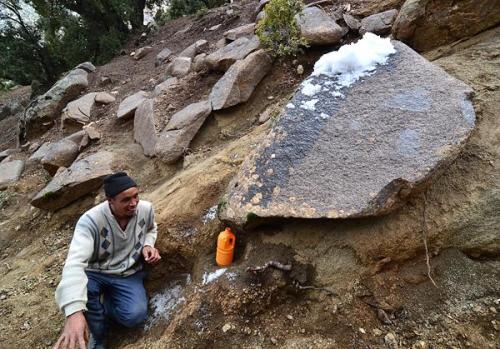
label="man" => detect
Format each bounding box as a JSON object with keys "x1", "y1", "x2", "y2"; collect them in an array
[{"x1": 53, "y1": 172, "x2": 161, "y2": 349}]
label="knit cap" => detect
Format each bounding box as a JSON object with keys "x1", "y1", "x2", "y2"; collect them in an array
[{"x1": 104, "y1": 172, "x2": 137, "y2": 197}]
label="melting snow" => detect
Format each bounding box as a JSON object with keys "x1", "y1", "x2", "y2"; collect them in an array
[
  {"x1": 313, "y1": 33, "x2": 395, "y2": 89},
  {"x1": 202, "y1": 205, "x2": 218, "y2": 224},
  {"x1": 301, "y1": 80, "x2": 322, "y2": 96},
  {"x1": 300, "y1": 99, "x2": 319, "y2": 111},
  {"x1": 144, "y1": 275, "x2": 189, "y2": 330},
  {"x1": 202, "y1": 268, "x2": 226, "y2": 285}
]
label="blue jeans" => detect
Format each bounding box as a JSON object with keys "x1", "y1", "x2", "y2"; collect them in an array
[{"x1": 85, "y1": 271, "x2": 148, "y2": 344}]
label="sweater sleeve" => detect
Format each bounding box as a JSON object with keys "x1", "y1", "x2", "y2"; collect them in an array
[
  {"x1": 55, "y1": 215, "x2": 96, "y2": 317},
  {"x1": 144, "y1": 203, "x2": 158, "y2": 247}
]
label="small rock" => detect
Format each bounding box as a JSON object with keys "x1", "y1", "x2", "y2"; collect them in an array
[
  {"x1": 297, "y1": 64, "x2": 304, "y2": 75},
  {"x1": 270, "y1": 337, "x2": 278, "y2": 345},
  {"x1": 373, "y1": 328, "x2": 383, "y2": 336},
  {"x1": 286, "y1": 314, "x2": 293, "y2": 320},
  {"x1": 155, "y1": 47, "x2": 173, "y2": 67},
  {"x1": 359, "y1": 328, "x2": 366, "y2": 334},
  {"x1": 134, "y1": 46, "x2": 153, "y2": 60},
  {"x1": 343, "y1": 13, "x2": 361, "y2": 31},
  {"x1": 169, "y1": 57, "x2": 192, "y2": 78},
  {"x1": 83, "y1": 122, "x2": 101, "y2": 140},
  {"x1": 222, "y1": 323, "x2": 232, "y2": 333},
  {"x1": 384, "y1": 332, "x2": 399, "y2": 349},
  {"x1": 95, "y1": 92, "x2": 116, "y2": 104},
  {"x1": 412, "y1": 340, "x2": 428, "y2": 349},
  {"x1": 209, "y1": 24, "x2": 222, "y2": 31},
  {"x1": 489, "y1": 307, "x2": 497, "y2": 314}
]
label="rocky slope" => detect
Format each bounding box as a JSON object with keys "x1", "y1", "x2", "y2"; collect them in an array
[{"x1": 0, "y1": 1, "x2": 499, "y2": 348}]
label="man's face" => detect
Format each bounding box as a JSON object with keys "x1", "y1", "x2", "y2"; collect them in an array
[{"x1": 108, "y1": 187, "x2": 139, "y2": 218}]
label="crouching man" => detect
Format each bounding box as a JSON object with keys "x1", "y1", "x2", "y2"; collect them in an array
[{"x1": 53, "y1": 172, "x2": 161, "y2": 349}]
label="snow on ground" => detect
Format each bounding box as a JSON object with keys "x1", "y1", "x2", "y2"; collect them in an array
[
  {"x1": 312, "y1": 33, "x2": 395, "y2": 89},
  {"x1": 202, "y1": 268, "x2": 227, "y2": 285},
  {"x1": 301, "y1": 80, "x2": 322, "y2": 96},
  {"x1": 300, "y1": 99, "x2": 319, "y2": 111},
  {"x1": 202, "y1": 205, "x2": 218, "y2": 224},
  {"x1": 145, "y1": 275, "x2": 190, "y2": 330}
]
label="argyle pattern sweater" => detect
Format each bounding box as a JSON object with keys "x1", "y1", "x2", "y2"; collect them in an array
[{"x1": 55, "y1": 200, "x2": 157, "y2": 316}]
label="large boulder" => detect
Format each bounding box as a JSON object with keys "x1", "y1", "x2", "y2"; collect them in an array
[
  {"x1": 205, "y1": 36, "x2": 261, "y2": 72},
  {"x1": 117, "y1": 91, "x2": 149, "y2": 119},
  {"x1": 40, "y1": 131, "x2": 88, "y2": 176},
  {"x1": 360, "y1": 9, "x2": 398, "y2": 35},
  {"x1": 61, "y1": 92, "x2": 97, "y2": 127},
  {"x1": 219, "y1": 38, "x2": 476, "y2": 226},
  {"x1": 392, "y1": 0, "x2": 500, "y2": 52},
  {"x1": 223, "y1": 23, "x2": 256, "y2": 41},
  {"x1": 0, "y1": 160, "x2": 24, "y2": 189},
  {"x1": 31, "y1": 151, "x2": 115, "y2": 210},
  {"x1": 296, "y1": 7, "x2": 347, "y2": 46},
  {"x1": 210, "y1": 49, "x2": 273, "y2": 110},
  {"x1": 20, "y1": 67, "x2": 89, "y2": 139},
  {"x1": 134, "y1": 99, "x2": 157, "y2": 157},
  {"x1": 155, "y1": 101, "x2": 212, "y2": 163}
]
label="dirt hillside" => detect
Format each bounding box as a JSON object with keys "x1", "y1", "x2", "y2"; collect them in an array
[{"x1": 0, "y1": 1, "x2": 499, "y2": 348}]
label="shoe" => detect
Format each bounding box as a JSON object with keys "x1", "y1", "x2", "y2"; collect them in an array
[{"x1": 87, "y1": 333, "x2": 106, "y2": 349}]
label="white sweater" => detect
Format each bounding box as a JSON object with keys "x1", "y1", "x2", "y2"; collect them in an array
[{"x1": 55, "y1": 200, "x2": 157, "y2": 316}]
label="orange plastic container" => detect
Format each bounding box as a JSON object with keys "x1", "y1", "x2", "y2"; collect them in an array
[{"x1": 216, "y1": 228, "x2": 236, "y2": 267}]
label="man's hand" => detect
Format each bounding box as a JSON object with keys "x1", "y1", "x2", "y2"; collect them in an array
[
  {"x1": 143, "y1": 246, "x2": 161, "y2": 264},
  {"x1": 53, "y1": 311, "x2": 88, "y2": 349}
]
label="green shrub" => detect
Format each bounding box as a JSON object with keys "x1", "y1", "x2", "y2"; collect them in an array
[{"x1": 256, "y1": 0, "x2": 308, "y2": 57}]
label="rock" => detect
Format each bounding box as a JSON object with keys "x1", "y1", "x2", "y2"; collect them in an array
[
  {"x1": 41, "y1": 139, "x2": 80, "y2": 176},
  {"x1": 166, "y1": 100, "x2": 212, "y2": 131},
  {"x1": 343, "y1": 13, "x2": 361, "y2": 31},
  {"x1": 134, "y1": 46, "x2": 153, "y2": 60},
  {"x1": 216, "y1": 38, "x2": 227, "y2": 49},
  {"x1": 155, "y1": 48, "x2": 173, "y2": 67},
  {"x1": 75, "y1": 62, "x2": 96, "y2": 73},
  {"x1": 100, "y1": 76, "x2": 112, "y2": 86},
  {"x1": 169, "y1": 57, "x2": 192, "y2": 78},
  {"x1": 210, "y1": 49, "x2": 273, "y2": 110},
  {"x1": 28, "y1": 142, "x2": 52, "y2": 164},
  {"x1": 209, "y1": 24, "x2": 221, "y2": 31},
  {"x1": 297, "y1": 65, "x2": 304, "y2": 75},
  {"x1": 83, "y1": 122, "x2": 101, "y2": 140},
  {"x1": 360, "y1": 9, "x2": 398, "y2": 35},
  {"x1": 219, "y1": 40, "x2": 475, "y2": 225},
  {"x1": 94, "y1": 92, "x2": 115, "y2": 104},
  {"x1": 205, "y1": 36, "x2": 261, "y2": 72},
  {"x1": 134, "y1": 99, "x2": 157, "y2": 157},
  {"x1": 373, "y1": 328, "x2": 383, "y2": 336},
  {"x1": 154, "y1": 77, "x2": 178, "y2": 97},
  {"x1": 256, "y1": 10, "x2": 266, "y2": 23},
  {"x1": 0, "y1": 160, "x2": 24, "y2": 189},
  {"x1": 117, "y1": 91, "x2": 149, "y2": 119},
  {"x1": 155, "y1": 101, "x2": 212, "y2": 163},
  {"x1": 61, "y1": 92, "x2": 97, "y2": 127},
  {"x1": 193, "y1": 53, "x2": 207, "y2": 72},
  {"x1": 222, "y1": 323, "x2": 232, "y2": 333},
  {"x1": 224, "y1": 23, "x2": 256, "y2": 41},
  {"x1": 392, "y1": 0, "x2": 500, "y2": 52},
  {"x1": 296, "y1": 7, "x2": 347, "y2": 46},
  {"x1": 384, "y1": 332, "x2": 399, "y2": 349},
  {"x1": 41, "y1": 131, "x2": 88, "y2": 175},
  {"x1": 179, "y1": 39, "x2": 209, "y2": 59},
  {"x1": 31, "y1": 151, "x2": 115, "y2": 211},
  {"x1": 0, "y1": 149, "x2": 18, "y2": 162},
  {"x1": 21, "y1": 67, "x2": 89, "y2": 138}
]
